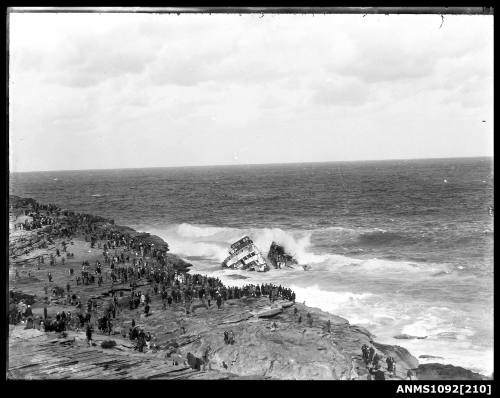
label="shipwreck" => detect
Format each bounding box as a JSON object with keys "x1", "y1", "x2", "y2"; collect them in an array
[
  {"x1": 267, "y1": 241, "x2": 298, "y2": 269},
  {"x1": 222, "y1": 236, "x2": 269, "y2": 272}
]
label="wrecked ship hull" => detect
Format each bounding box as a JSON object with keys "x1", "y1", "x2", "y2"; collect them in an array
[
  {"x1": 222, "y1": 236, "x2": 269, "y2": 272},
  {"x1": 267, "y1": 241, "x2": 298, "y2": 269}
]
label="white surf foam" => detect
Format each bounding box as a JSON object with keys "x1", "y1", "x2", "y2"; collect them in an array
[
  {"x1": 143, "y1": 223, "x2": 326, "y2": 264},
  {"x1": 136, "y1": 222, "x2": 492, "y2": 375},
  {"x1": 142, "y1": 223, "x2": 452, "y2": 277}
]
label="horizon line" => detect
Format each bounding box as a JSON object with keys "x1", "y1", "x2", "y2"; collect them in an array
[{"x1": 9, "y1": 155, "x2": 494, "y2": 174}]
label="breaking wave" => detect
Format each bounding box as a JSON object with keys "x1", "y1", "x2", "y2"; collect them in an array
[
  {"x1": 286, "y1": 285, "x2": 493, "y2": 376},
  {"x1": 142, "y1": 223, "x2": 325, "y2": 264},
  {"x1": 357, "y1": 230, "x2": 436, "y2": 247},
  {"x1": 138, "y1": 223, "x2": 454, "y2": 277}
]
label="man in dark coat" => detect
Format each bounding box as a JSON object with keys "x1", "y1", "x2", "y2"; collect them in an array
[
  {"x1": 368, "y1": 346, "x2": 376, "y2": 363},
  {"x1": 361, "y1": 344, "x2": 369, "y2": 364},
  {"x1": 86, "y1": 324, "x2": 93, "y2": 346}
]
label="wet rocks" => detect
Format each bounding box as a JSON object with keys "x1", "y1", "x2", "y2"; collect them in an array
[{"x1": 416, "y1": 363, "x2": 490, "y2": 380}]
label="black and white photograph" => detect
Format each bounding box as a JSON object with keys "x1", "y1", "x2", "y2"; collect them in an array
[{"x1": 7, "y1": 7, "x2": 494, "y2": 382}]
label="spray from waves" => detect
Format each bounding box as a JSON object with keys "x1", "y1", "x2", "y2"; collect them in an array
[
  {"x1": 144, "y1": 223, "x2": 328, "y2": 264},
  {"x1": 136, "y1": 223, "x2": 492, "y2": 375},
  {"x1": 287, "y1": 284, "x2": 493, "y2": 375},
  {"x1": 176, "y1": 223, "x2": 238, "y2": 239},
  {"x1": 139, "y1": 223, "x2": 455, "y2": 276},
  {"x1": 289, "y1": 284, "x2": 375, "y2": 324},
  {"x1": 144, "y1": 223, "x2": 476, "y2": 277}
]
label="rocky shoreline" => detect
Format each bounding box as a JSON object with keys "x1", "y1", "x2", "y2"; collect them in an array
[{"x1": 7, "y1": 195, "x2": 490, "y2": 380}]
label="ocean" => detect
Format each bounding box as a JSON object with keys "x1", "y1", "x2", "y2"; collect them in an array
[{"x1": 9, "y1": 157, "x2": 494, "y2": 375}]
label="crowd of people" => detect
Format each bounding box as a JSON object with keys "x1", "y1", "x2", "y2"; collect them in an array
[
  {"x1": 361, "y1": 343, "x2": 401, "y2": 380},
  {"x1": 16, "y1": 220, "x2": 300, "y2": 356},
  {"x1": 13, "y1": 197, "x2": 414, "y2": 379}
]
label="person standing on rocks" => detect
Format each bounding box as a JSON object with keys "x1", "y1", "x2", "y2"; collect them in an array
[
  {"x1": 386, "y1": 356, "x2": 394, "y2": 373},
  {"x1": 24, "y1": 305, "x2": 33, "y2": 328},
  {"x1": 368, "y1": 346, "x2": 375, "y2": 364},
  {"x1": 86, "y1": 323, "x2": 93, "y2": 346},
  {"x1": 161, "y1": 290, "x2": 167, "y2": 309},
  {"x1": 307, "y1": 312, "x2": 313, "y2": 327},
  {"x1": 361, "y1": 344, "x2": 369, "y2": 364},
  {"x1": 202, "y1": 345, "x2": 211, "y2": 371}
]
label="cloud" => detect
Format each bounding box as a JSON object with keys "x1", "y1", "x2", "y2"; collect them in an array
[
  {"x1": 51, "y1": 30, "x2": 158, "y2": 88},
  {"x1": 326, "y1": 15, "x2": 491, "y2": 85},
  {"x1": 145, "y1": 28, "x2": 284, "y2": 87},
  {"x1": 311, "y1": 77, "x2": 371, "y2": 106},
  {"x1": 334, "y1": 46, "x2": 435, "y2": 83},
  {"x1": 8, "y1": 13, "x2": 494, "y2": 172}
]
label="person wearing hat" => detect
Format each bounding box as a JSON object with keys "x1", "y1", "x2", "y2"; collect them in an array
[
  {"x1": 18, "y1": 300, "x2": 27, "y2": 323},
  {"x1": 24, "y1": 304, "x2": 33, "y2": 318}
]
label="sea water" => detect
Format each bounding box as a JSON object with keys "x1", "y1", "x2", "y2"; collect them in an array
[{"x1": 10, "y1": 157, "x2": 494, "y2": 375}]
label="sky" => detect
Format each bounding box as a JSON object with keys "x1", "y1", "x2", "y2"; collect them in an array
[{"x1": 9, "y1": 12, "x2": 494, "y2": 172}]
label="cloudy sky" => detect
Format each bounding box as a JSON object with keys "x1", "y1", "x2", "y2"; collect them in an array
[{"x1": 9, "y1": 12, "x2": 493, "y2": 172}]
